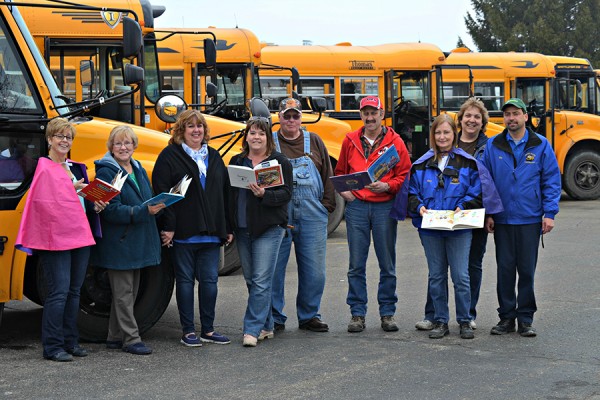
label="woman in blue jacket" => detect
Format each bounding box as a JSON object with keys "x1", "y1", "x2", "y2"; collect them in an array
[
  {"x1": 90, "y1": 125, "x2": 163, "y2": 355},
  {"x1": 408, "y1": 114, "x2": 483, "y2": 340}
]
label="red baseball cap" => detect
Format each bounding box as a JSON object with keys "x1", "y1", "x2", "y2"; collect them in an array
[{"x1": 359, "y1": 96, "x2": 382, "y2": 110}]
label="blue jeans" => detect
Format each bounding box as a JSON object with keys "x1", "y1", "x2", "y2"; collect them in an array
[
  {"x1": 494, "y1": 223, "x2": 541, "y2": 324},
  {"x1": 236, "y1": 226, "x2": 285, "y2": 337},
  {"x1": 39, "y1": 247, "x2": 90, "y2": 358},
  {"x1": 171, "y1": 243, "x2": 221, "y2": 334},
  {"x1": 345, "y1": 199, "x2": 398, "y2": 317},
  {"x1": 419, "y1": 231, "x2": 472, "y2": 324},
  {"x1": 423, "y1": 228, "x2": 488, "y2": 321}
]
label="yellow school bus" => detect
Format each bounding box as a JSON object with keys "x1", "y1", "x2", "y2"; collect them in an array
[
  {"x1": 156, "y1": 27, "x2": 352, "y2": 236},
  {"x1": 0, "y1": 0, "x2": 177, "y2": 339},
  {"x1": 442, "y1": 50, "x2": 600, "y2": 200}
]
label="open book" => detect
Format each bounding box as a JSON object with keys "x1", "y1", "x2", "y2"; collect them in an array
[
  {"x1": 78, "y1": 170, "x2": 127, "y2": 202},
  {"x1": 421, "y1": 208, "x2": 485, "y2": 230},
  {"x1": 330, "y1": 144, "x2": 400, "y2": 192},
  {"x1": 142, "y1": 175, "x2": 192, "y2": 207},
  {"x1": 228, "y1": 160, "x2": 284, "y2": 189}
]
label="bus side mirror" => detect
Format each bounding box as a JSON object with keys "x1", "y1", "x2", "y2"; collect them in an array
[
  {"x1": 80, "y1": 60, "x2": 94, "y2": 87},
  {"x1": 291, "y1": 67, "x2": 300, "y2": 87},
  {"x1": 124, "y1": 63, "x2": 144, "y2": 86},
  {"x1": 155, "y1": 94, "x2": 187, "y2": 123},
  {"x1": 204, "y1": 38, "x2": 217, "y2": 69},
  {"x1": 206, "y1": 82, "x2": 218, "y2": 98},
  {"x1": 123, "y1": 17, "x2": 143, "y2": 59},
  {"x1": 310, "y1": 96, "x2": 327, "y2": 113}
]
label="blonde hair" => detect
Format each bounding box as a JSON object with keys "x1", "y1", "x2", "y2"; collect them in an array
[
  {"x1": 169, "y1": 109, "x2": 210, "y2": 146},
  {"x1": 45, "y1": 117, "x2": 76, "y2": 142},
  {"x1": 429, "y1": 114, "x2": 458, "y2": 161},
  {"x1": 106, "y1": 125, "x2": 138, "y2": 151}
]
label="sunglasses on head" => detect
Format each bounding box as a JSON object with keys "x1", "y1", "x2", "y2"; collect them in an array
[{"x1": 248, "y1": 116, "x2": 270, "y2": 123}]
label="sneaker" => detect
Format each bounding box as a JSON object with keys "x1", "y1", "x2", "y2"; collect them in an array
[
  {"x1": 347, "y1": 316, "x2": 365, "y2": 333},
  {"x1": 180, "y1": 332, "x2": 202, "y2": 347},
  {"x1": 200, "y1": 331, "x2": 231, "y2": 345},
  {"x1": 469, "y1": 320, "x2": 477, "y2": 330},
  {"x1": 106, "y1": 340, "x2": 123, "y2": 350},
  {"x1": 243, "y1": 334, "x2": 257, "y2": 347},
  {"x1": 490, "y1": 319, "x2": 516, "y2": 335},
  {"x1": 123, "y1": 342, "x2": 152, "y2": 355},
  {"x1": 44, "y1": 351, "x2": 73, "y2": 362},
  {"x1": 258, "y1": 330, "x2": 274, "y2": 341},
  {"x1": 299, "y1": 317, "x2": 329, "y2": 332},
  {"x1": 517, "y1": 322, "x2": 537, "y2": 337},
  {"x1": 428, "y1": 322, "x2": 450, "y2": 339},
  {"x1": 66, "y1": 345, "x2": 88, "y2": 357},
  {"x1": 415, "y1": 319, "x2": 434, "y2": 331},
  {"x1": 459, "y1": 322, "x2": 475, "y2": 339},
  {"x1": 274, "y1": 322, "x2": 285, "y2": 332},
  {"x1": 381, "y1": 316, "x2": 399, "y2": 332}
]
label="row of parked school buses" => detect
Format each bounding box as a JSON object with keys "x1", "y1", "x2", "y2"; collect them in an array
[{"x1": 2, "y1": 0, "x2": 600, "y2": 340}]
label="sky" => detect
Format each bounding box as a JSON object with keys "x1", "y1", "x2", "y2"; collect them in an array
[{"x1": 153, "y1": 0, "x2": 476, "y2": 52}]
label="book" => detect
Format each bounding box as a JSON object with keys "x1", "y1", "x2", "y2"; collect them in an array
[
  {"x1": 141, "y1": 174, "x2": 192, "y2": 207},
  {"x1": 330, "y1": 144, "x2": 400, "y2": 192},
  {"x1": 421, "y1": 208, "x2": 486, "y2": 230},
  {"x1": 227, "y1": 160, "x2": 284, "y2": 189},
  {"x1": 78, "y1": 170, "x2": 127, "y2": 202}
]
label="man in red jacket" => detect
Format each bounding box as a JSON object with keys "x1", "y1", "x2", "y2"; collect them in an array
[{"x1": 335, "y1": 96, "x2": 411, "y2": 333}]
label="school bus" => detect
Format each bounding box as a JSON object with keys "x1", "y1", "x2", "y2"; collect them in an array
[
  {"x1": 441, "y1": 50, "x2": 600, "y2": 200},
  {"x1": 0, "y1": 0, "x2": 176, "y2": 339},
  {"x1": 156, "y1": 27, "x2": 352, "y2": 237}
]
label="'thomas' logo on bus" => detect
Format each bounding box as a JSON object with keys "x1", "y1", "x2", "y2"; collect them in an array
[{"x1": 349, "y1": 60, "x2": 375, "y2": 70}]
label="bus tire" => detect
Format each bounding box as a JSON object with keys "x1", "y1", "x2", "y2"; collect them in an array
[
  {"x1": 563, "y1": 150, "x2": 600, "y2": 200},
  {"x1": 220, "y1": 240, "x2": 241, "y2": 276},
  {"x1": 0, "y1": 302, "x2": 4, "y2": 327},
  {"x1": 35, "y1": 248, "x2": 174, "y2": 342},
  {"x1": 327, "y1": 191, "x2": 345, "y2": 236}
]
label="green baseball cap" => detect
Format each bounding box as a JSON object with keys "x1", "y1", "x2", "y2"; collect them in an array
[{"x1": 501, "y1": 98, "x2": 527, "y2": 113}]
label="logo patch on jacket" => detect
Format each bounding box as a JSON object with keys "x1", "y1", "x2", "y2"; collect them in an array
[
  {"x1": 451, "y1": 176, "x2": 460, "y2": 184},
  {"x1": 525, "y1": 153, "x2": 536, "y2": 163}
]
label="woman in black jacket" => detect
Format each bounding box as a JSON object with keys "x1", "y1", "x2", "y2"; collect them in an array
[
  {"x1": 153, "y1": 110, "x2": 233, "y2": 347},
  {"x1": 229, "y1": 117, "x2": 292, "y2": 347}
]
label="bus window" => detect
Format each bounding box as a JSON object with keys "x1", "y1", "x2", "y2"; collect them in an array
[
  {"x1": 440, "y1": 82, "x2": 470, "y2": 110},
  {"x1": 0, "y1": 32, "x2": 39, "y2": 113},
  {"x1": 516, "y1": 79, "x2": 546, "y2": 116},
  {"x1": 399, "y1": 73, "x2": 428, "y2": 107},
  {"x1": 341, "y1": 77, "x2": 378, "y2": 110},
  {"x1": 260, "y1": 77, "x2": 292, "y2": 110},
  {"x1": 474, "y1": 82, "x2": 504, "y2": 111},
  {"x1": 299, "y1": 78, "x2": 335, "y2": 110},
  {"x1": 160, "y1": 70, "x2": 184, "y2": 98}
]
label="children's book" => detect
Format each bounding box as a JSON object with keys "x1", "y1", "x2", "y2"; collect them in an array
[
  {"x1": 78, "y1": 170, "x2": 127, "y2": 202},
  {"x1": 228, "y1": 160, "x2": 284, "y2": 189},
  {"x1": 421, "y1": 208, "x2": 486, "y2": 230},
  {"x1": 330, "y1": 144, "x2": 400, "y2": 192},
  {"x1": 141, "y1": 175, "x2": 192, "y2": 207}
]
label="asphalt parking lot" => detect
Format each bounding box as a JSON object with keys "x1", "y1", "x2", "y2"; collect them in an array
[{"x1": 1, "y1": 196, "x2": 599, "y2": 400}]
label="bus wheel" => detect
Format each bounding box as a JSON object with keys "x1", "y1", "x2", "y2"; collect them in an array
[
  {"x1": 35, "y1": 248, "x2": 174, "y2": 342},
  {"x1": 563, "y1": 151, "x2": 600, "y2": 200},
  {"x1": 0, "y1": 302, "x2": 4, "y2": 326},
  {"x1": 327, "y1": 191, "x2": 345, "y2": 236},
  {"x1": 219, "y1": 240, "x2": 241, "y2": 276}
]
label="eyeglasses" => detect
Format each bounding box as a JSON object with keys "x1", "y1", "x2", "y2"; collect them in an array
[
  {"x1": 113, "y1": 141, "x2": 133, "y2": 148},
  {"x1": 282, "y1": 113, "x2": 301, "y2": 121},
  {"x1": 437, "y1": 173, "x2": 445, "y2": 189},
  {"x1": 53, "y1": 134, "x2": 73, "y2": 142}
]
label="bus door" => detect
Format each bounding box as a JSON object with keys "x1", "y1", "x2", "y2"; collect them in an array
[
  {"x1": 387, "y1": 69, "x2": 432, "y2": 160},
  {"x1": 514, "y1": 77, "x2": 552, "y2": 142}
]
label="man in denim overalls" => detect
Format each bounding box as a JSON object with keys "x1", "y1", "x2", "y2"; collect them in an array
[{"x1": 271, "y1": 98, "x2": 336, "y2": 332}]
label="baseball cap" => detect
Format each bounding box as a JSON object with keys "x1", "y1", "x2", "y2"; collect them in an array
[
  {"x1": 360, "y1": 96, "x2": 383, "y2": 110},
  {"x1": 501, "y1": 98, "x2": 527, "y2": 113},
  {"x1": 279, "y1": 98, "x2": 302, "y2": 114}
]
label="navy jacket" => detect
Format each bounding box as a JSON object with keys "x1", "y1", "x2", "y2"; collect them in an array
[{"x1": 89, "y1": 153, "x2": 161, "y2": 270}]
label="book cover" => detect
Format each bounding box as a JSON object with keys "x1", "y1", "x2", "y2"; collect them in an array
[
  {"x1": 228, "y1": 160, "x2": 284, "y2": 189},
  {"x1": 330, "y1": 172, "x2": 373, "y2": 192},
  {"x1": 421, "y1": 208, "x2": 485, "y2": 230},
  {"x1": 142, "y1": 175, "x2": 192, "y2": 207},
  {"x1": 78, "y1": 170, "x2": 127, "y2": 203}
]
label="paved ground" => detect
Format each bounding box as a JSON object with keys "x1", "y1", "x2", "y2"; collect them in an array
[{"x1": 1, "y1": 195, "x2": 599, "y2": 399}]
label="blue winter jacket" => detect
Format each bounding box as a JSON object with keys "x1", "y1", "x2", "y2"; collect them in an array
[
  {"x1": 482, "y1": 129, "x2": 561, "y2": 224},
  {"x1": 89, "y1": 152, "x2": 161, "y2": 270},
  {"x1": 408, "y1": 148, "x2": 483, "y2": 235}
]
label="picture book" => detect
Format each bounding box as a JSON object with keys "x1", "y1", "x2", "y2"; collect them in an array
[
  {"x1": 421, "y1": 208, "x2": 486, "y2": 230},
  {"x1": 330, "y1": 144, "x2": 400, "y2": 192},
  {"x1": 78, "y1": 170, "x2": 127, "y2": 203},
  {"x1": 228, "y1": 160, "x2": 284, "y2": 189},
  {"x1": 141, "y1": 174, "x2": 192, "y2": 207}
]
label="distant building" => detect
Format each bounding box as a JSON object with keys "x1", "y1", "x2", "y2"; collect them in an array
[{"x1": 303, "y1": 40, "x2": 313, "y2": 46}]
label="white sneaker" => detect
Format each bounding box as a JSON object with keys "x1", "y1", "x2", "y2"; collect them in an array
[
  {"x1": 469, "y1": 320, "x2": 477, "y2": 330},
  {"x1": 415, "y1": 319, "x2": 434, "y2": 331}
]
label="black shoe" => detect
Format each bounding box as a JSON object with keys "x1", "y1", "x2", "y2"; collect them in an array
[
  {"x1": 44, "y1": 351, "x2": 73, "y2": 362},
  {"x1": 106, "y1": 340, "x2": 123, "y2": 350},
  {"x1": 490, "y1": 319, "x2": 516, "y2": 335},
  {"x1": 66, "y1": 345, "x2": 88, "y2": 357},
  {"x1": 459, "y1": 322, "x2": 475, "y2": 339},
  {"x1": 123, "y1": 342, "x2": 153, "y2": 355},
  {"x1": 299, "y1": 317, "x2": 329, "y2": 332},
  {"x1": 428, "y1": 322, "x2": 449, "y2": 339},
  {"x1": 517, "y1": 322, "x2": 537, "y2": 337},
  {"x1": 274, "y1": 322, "x2": 285, "y2": 332}
]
